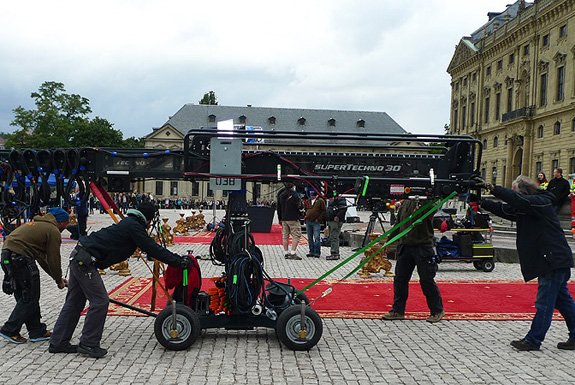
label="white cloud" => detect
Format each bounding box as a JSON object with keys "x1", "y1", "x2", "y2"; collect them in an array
[{"x1": 0, "y1": 0, "x2": 510, "y2": 137}]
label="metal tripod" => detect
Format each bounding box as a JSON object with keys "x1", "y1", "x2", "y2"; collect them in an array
[{"x1": 354, "y1": 211, "x2": 387, "y2": 250}]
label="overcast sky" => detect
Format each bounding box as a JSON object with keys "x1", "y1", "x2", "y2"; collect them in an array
[{"x1": 0, "y1": 0, "x2": 510, "y2": 139}]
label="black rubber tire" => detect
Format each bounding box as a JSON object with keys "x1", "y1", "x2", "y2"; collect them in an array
[
  {"x1": 294, "y1": 292, "x2": 310, "y2": 305},
  {"x1": 481, "y1": 259, "x2": 495, "y2": 272},
  {"x1": 473, "y1": 261, "x2": 483, "y2": 270},
  {"x1": 276, "y1": 304, "x2": 323, "y2": 351},
  {"x1": 154, "y1": 304, "x2": 200, "y2": 351}
]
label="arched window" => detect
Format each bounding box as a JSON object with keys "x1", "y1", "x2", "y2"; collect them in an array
[
  {"x1": 208, "y1": 114, "x2": 216, "y2": 123},
  {"x1": 554, "y1": 121, "x2": 561, "y2": 135},
  {"x1": 483, "y1": 139, "x2": 488, "y2": 149},
  {"x1": 493, "y1": 136, "x2": 498, "y2": 147},
  {"x1": 268, "y1": 116, "x2": 276, "y2": 125},
  {"x1": 537, "y1": 125, "x2": 544, "y2": 138},
  {"x1": 239, "y1": 115, "x2": 247, "y2": 124}
]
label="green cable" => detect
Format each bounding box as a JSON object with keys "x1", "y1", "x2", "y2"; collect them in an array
[{"x1": 296, "y1": 191, "x2": 456, "y2": 297}]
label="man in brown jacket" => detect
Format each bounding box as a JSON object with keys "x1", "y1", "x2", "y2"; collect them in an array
[
  {"x1": 0, "y1": 207, "x2": 69, "y2": 344},
  {"x1": 305, "y1": 189, "x2": 326, "y2": 258}
]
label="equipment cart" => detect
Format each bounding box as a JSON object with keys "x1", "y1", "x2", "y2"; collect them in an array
[{"x1": 436, "y1": 228, "x2": 495, "y2": 272}]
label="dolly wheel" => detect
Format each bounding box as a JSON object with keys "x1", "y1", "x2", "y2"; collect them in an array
[
  {"x1": 294, "y1": 292, "x2": 310, "y2": 305},
  {"x1": 473, "y1": 261, "x2": 483, "y2": 270},
  {"x1": 481, "y1": 259, "x2": 495, "y2": 272},
  {"x1": 276, "y1": 305, "x2": 323, "y2": 351},
  {"x1": 154, "y1": 304, "x2": 200, "y2": 350}
]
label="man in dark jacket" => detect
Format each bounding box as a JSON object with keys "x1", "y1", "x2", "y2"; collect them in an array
[
  {"x1": 305, "y1": 189, "x2": 326, "y2": 258},
  {"x1": 0, "y1": 208, "x2": 70, "y2": 344},
  {"x1": 547, "y1": 168, "x2": 570, "y2": 214},
  {"x1": 480, "y1": 175, "x2": 575, "y2": 351},
  {"x1": 277, "y1": 183, "x2": 303, "y2": 260},
  {"x1": 326, "y1": 196, "x2": 347, "y2": 260},
  {"x1": 382, "y1": 199, "x2": 444, "y2": 323},
  {"x1": 49, "y1": 202, "x2": 190, "y2": 357}
]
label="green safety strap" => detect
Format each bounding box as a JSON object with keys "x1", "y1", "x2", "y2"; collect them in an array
[
  {"x1": 296, "y1": 191, "x2": 457, "y2": 298},
  {"x1": 183, "y1": 269, "x2": 188, "y2": 286}
]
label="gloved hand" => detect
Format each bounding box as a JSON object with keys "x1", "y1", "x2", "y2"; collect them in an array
[
  {"x1": 2, "y1": 277, "x2": 13, "y2": 295},
  {"x1": 472, "y1": 176, "x2": 491, "y2": 191},
  {"x1": 180, "y1": 255, "x2": 192, "y2": 270}
]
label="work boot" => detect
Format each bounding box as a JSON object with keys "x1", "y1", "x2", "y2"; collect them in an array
[
  {"x1": 78, "y1": 343, "x2": 108, "y2": 358},
  {"x1": 426, "y1": 311, "x2": 445, "y2": 323},
  {"x1": 510, "y1": 338, "x2": 539, "y2": 351},
  {"x1": 381, "y1": 310, "x2": 405, "y2": 320},
  {"x1": 557, "y1": 339, "x2": 575, "y2": 350},
  {"x1": 49, "y1": 343, "x2": 79, "y2": 353}
]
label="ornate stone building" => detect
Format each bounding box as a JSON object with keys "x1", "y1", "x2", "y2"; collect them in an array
[
  {"x1": 447, "y1": 0, "x2": 575, "y2": 187},
  {"x1": 143, "y1": 104, "x2": 406, "y2": 201}
]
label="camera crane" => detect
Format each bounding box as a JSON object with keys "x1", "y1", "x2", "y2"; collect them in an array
[{"x1": 0, "y1": 129, "x2": 482, "y2": 351}]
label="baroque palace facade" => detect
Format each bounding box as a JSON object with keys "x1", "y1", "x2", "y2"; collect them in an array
[
  {"x1": 447, "y1": 0, "x2": 575, "y2": 187},
  {"x1": 142, "y1": 104, "x2": 406, "y2": 201}
]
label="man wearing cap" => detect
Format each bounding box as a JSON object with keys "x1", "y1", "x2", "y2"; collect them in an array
[
  {"x1": 49, "y1": 202, "x2": 190, "y2": 358},
  {"x1": 0, "y1": 207, "x2": 70, "y2": 345}
]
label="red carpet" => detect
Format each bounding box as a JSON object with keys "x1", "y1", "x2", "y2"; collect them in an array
[
  {"x1": 173, "y1": 225, "x2": 307, "y2": 245},
  {"x1": 103, "y1": 277, "x2": 575, "y2": 321}
]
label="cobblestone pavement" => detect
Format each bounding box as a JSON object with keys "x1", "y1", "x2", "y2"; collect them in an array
[{"x1": 0, "y1": 209, "x2": 574, "y2": 384}]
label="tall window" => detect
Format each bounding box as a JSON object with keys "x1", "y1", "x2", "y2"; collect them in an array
[
  {"x1": 543, "y1": 34, "x2": 550, "y2": 46},
  {"x1": 483, "y1": 139, "x2": 488, "y2": 149},
  {"x1": 462, "y1": 105, "x2": 467, "y2": 128},
  {"x1": 496, "y1": 93, "x2": 501, "y2": 120},
  {"x1": 486, "y1": 66, "x2": 491, "y2": 76},
  {"x1": 557, "y1": 66, "x2": 565, "y2": 101},
  {"x1": 540, "y1": 73, "x2": 547, "y2": 106},
  {"x1": 155, "y1": 181, "x2": 163, "y2": 196},
  {"x1": 492, "y1": 167, "x2": 497, "y2": 184},
  {"x1": 507, "y1": 87, "x2": 513, "y2": 113},
  {"x1": 523, "y1": 44, "x2": 530, "y2": 56},
  {"x1": 554, "y1": 121, "x2": 561, "y2": 135},
  {"x1": 470, "y1": 102, "x2": 475, "y2": 126},
  {"x1": 170, "y1": 181, "x2": 178, "y2": 196},
  {"x1": 552, "y1": 160, "x2": 559, "y2": 174},
  {"x1": 484, "y1": 97, "x2": 490, "y2": 123},
  {"x1": 494, "y1": 136, "x2": 498, "y2": 147},
  {"x1": 509, "y1": 53, "x2": 515, "y2": 64},
  {"x1": 536, "y1": 161, "x2": 542, "y2": 174},
  {"x1": 560, "y1": 25, "x2": 567, "y2": 37},
  {"x1": 571, "y1": 158, "x2": 575, "y2": 175},
  {"x1": 537, "y1": 125, "x2": 544, "y2": 138},
  {"x1": 453, "y1": 110, "x2": 458, "y2": 131},
  {"x1": 572, "y1": 118, "x2": 575, "y2": 132},
  {"x1": 192, "y1": 181, "x2": 199, "y2": 196},
  {"x1": 497, "y1": 60, "x2": 503, "y2": 70}
]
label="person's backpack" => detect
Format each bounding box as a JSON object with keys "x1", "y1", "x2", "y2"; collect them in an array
[{"x1": 165, "y1": 254, "x2": 202, "y2": 308}]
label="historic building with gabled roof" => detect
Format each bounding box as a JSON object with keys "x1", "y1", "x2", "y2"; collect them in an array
[
  {"x1": 143, "y1": 104, "x2": 407, "y2": 200},
  {"x1": 447, "y1": 0, "x2": 575, "y2": 187}
]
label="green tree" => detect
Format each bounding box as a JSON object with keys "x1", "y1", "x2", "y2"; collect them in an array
[
  {"x1": 6, "y1": 81, "x2": 139, "y2": 149},
  {"x1": 122, "y1": 136, "x2": 145, "y2": 148},
  {"x1": 199, "y1": 91, "x2": 218, "y2": 105}
]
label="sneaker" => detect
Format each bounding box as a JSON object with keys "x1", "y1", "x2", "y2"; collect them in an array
[
  {"x1": 78, "y1": 343, "x2": 108, "y2": 358},
  {"x1": 426, "y1": 311, "x2": 445, "y2": 323},
  {"x1": 557, "y1": 339, "x2": 575, "y2": 350},
  {"x1": 326, "y1": 255, "x2": 340, "y2": 260},
  {"x1": 30, "y1": 331, "x2": 52, "y2": 342},
  {"x1": 510, "y1": 338, "x2": 539, "y2": 351},
  {"x1": 382, "y1": 311, "x2": 405, "y2": 320},
  {"x1": 285, "y1": 254, "x2": 302, "y2": 260},
  {"x1": 49, "y1": 343, "x2": 78, "y2": 353},
  {"x1": 0, "y1": 331, "x2": 26, "y2": 344}
]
